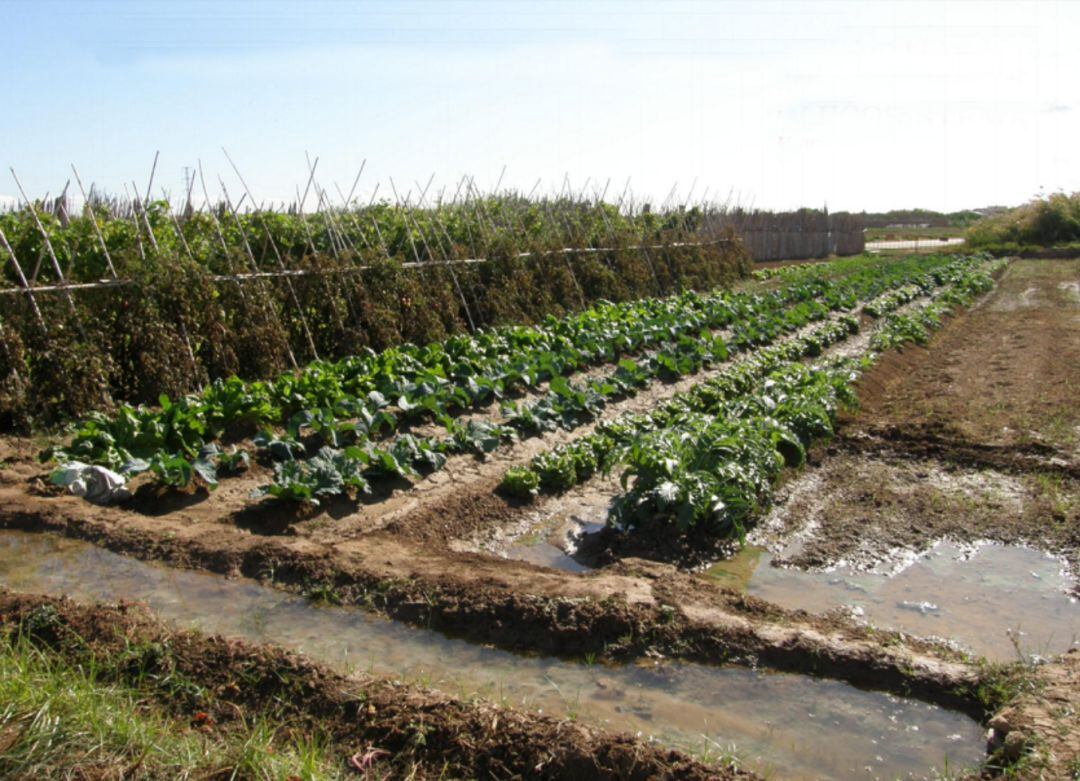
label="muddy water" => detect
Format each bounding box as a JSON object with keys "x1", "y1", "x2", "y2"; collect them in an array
[
  {"x1": 0, "y1": 531, "x2": 984, "y2": 781},
  {"x1": 708, "y1": 542, "x2": 1079, "y2": 661},
  {"x1": 496, "y1": 482, "x2": 611, "y2": 571}
]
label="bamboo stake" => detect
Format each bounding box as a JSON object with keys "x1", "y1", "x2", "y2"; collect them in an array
[
  {"x1": 0, "y1": 238, "x2": 730, "y2": 296},
  {"x1": 71, "y1": 165, "x2": 118, "y2": 279},
  {"x1": 0, "y1": 226, "x2": 47, "y2": 332},
  {"x1": 122, "y1": 183, "x2": 147, "y2": 262},
  {"x1": 326, "y1": 170, "x2": 376, "y2": 331},
  {"x1": 142, "y1": 151, "x2": 160, "y2": 206},
  {"x1": 10, "y1": 169, "x2": 84, "y2": 335},
  {"x1": 388, "y1": 177, "x2": 430, "y2": 289},
  {"x1": 123, "y1": 184, "x2": 197, "y2": 371},
  {"x1": 296, "y1": 167, "x2": 354, "y2": 337},
  {"x1": 411, "y1": 179, "x2": 475, "y2": 331},
  {"x1": 132, "y1": 180, "x2": 159, "y2": 251},
  {"x1": 197, "y1": 161, "x2": 231, "y2": 259}
]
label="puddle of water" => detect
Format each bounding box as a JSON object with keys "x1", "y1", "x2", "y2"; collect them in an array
[
  {"x1": 0, "y1": 530, "x2": 985, "y2": 781},
  {"x1": 502, "y1": 536, "x2": 595, "y2": 572},
  {"x1": 708, "y1": 543, "x2": 1080, "y2": 661},
  {"x1": 499, "y1": 481, "x2": 613, "y2": 571},
  {"x1": 501, "y1": 515, "x2": 605, "y2": 572}
]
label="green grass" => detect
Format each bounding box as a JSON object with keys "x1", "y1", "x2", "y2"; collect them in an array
[
  {"x1": 966, "y1": 193, "x2": 1080, "y2": 250},
  {"x1": 0, "y1": 632, "x2": 348, "y2": 781}
]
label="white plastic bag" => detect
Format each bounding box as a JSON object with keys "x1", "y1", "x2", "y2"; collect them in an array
[{"x1": 49, "y1": 462, "x2": 131, "y2": 504}]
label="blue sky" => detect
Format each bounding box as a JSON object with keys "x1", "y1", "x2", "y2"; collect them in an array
[{"x1": 3, "y1": 0, "x2": 1078, "y2": 211}]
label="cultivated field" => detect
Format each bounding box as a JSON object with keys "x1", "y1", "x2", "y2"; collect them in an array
[{"x1": 0, "y1": 245, "x2": 1077, "y2": 779}]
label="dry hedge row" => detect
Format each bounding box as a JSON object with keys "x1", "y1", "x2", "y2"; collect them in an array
[{"x1": 0, "y1": 235, "x2": 749, "y2": 430}]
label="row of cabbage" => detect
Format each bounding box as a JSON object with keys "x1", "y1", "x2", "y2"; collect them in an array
[
  {"x1": 499, "y1": 254, "x2": 1002, "y2": 540},
  {"x1": 47, "y1": 254, "x2": 979, "y2": 502},
  {"x1": 257, "y1": 254, "x2": 984, "y2": 504}
]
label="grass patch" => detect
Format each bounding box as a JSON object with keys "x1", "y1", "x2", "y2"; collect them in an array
[{"x1": 0, "y1": 631, "x2": 348, "y2": 781}]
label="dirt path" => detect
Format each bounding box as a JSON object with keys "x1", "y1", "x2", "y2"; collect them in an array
[{"x1": 853, "y1": 259, "x2": 1080, "y2": 455}]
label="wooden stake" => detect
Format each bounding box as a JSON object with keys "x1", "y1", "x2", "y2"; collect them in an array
[
  {"x1": 0, "y1": 226, "x2": 47, "y2": 333},
  {"x1": 218, "y1": 178, "x2": 300, "y2": 369},
  {"x1": 71, "y1": 165, "x2": 118, "y2": 279},
  {"x1": 223, "y1": 149, "x2": 321, "y2": 362},
  {"x1": 9, "y1": 169, "x2": 85, "y2": 335}
]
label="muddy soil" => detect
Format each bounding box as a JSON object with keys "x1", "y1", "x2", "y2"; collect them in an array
[
  {"x1": 0, "y1": 293, "x2": 1001, "y2": 723},
  {"x1": 754, "y1": 260, "x2": 1080, "y2": 579},
  {"x1": 0, "y1": 591, "x2": 743, "y2": 781},
  {"x1": 0, "y1": 473, "x2": 983, "y2": 712},
  {"x1": 761, "y1": 450, "x2": 1080, "y2": 583},
  {"x1": 2, "y1": 258, "x2": 1078, "y2": 778},
  {"x1": 986, "y1": 649, "x2": 1080, "y2": 779},
  {"x1": 0, "y1": 283, "x2": 1016, "y2": 715},
  {"x1": 850, "y1": 259, "x2": 1080, "y2": 456}
]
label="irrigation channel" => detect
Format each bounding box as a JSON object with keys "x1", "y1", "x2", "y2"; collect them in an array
[{"x1": 0, "y1": 529, "x2": 986, "y2": 781}]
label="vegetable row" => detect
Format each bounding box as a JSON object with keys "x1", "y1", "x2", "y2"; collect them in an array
[
  {"x1": 46, "y1": 254, "x2": 985, "y2": 503},
  {"x1": 259, "y1": 254, "x2": 985, "y2": 505},
  {"x1": 499, "y1": 255, "x2": 1002, "y2": 539}
]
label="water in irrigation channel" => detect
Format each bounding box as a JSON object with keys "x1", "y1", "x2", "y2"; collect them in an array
[
  {"x1": 0, "y1": 530, "x2": 984, "y2": 781},
  {"x1": 500, "y1": 492, "x2": 1080, "y2": 663},
  {"x1": 707, "y1": 542, "x2": 1080, "y2": 662}
]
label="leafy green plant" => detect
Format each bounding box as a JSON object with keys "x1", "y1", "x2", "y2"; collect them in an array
[
  {"x1": 216, "y1": 446, "x2": 250, "y2": 475},
  {"x1": 262, "y1": 447, "x2": 371, "y2": 505},
  {"x1": 500, "y1": 467, "x2": 540, "y2": 499},
  {"x1": 505, "y1": 253, "x2": 1002, "y2": 543},
  {"x1": 390, "y1": 434, "x2": 448, "y2": 472},
  {"x1": 147, "y1": 453, "x2": 218, "y2": 491},
  {"x1": 253, "y1": 430, "x2": 305, "y2": 461},
  {"x1": 443, "y1": 418, "x2": 511, "y2": 456}
]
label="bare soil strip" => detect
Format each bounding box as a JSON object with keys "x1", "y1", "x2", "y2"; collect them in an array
[{"x1": 847, "y1": 259, "x2": 1080, "y2": 457}]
